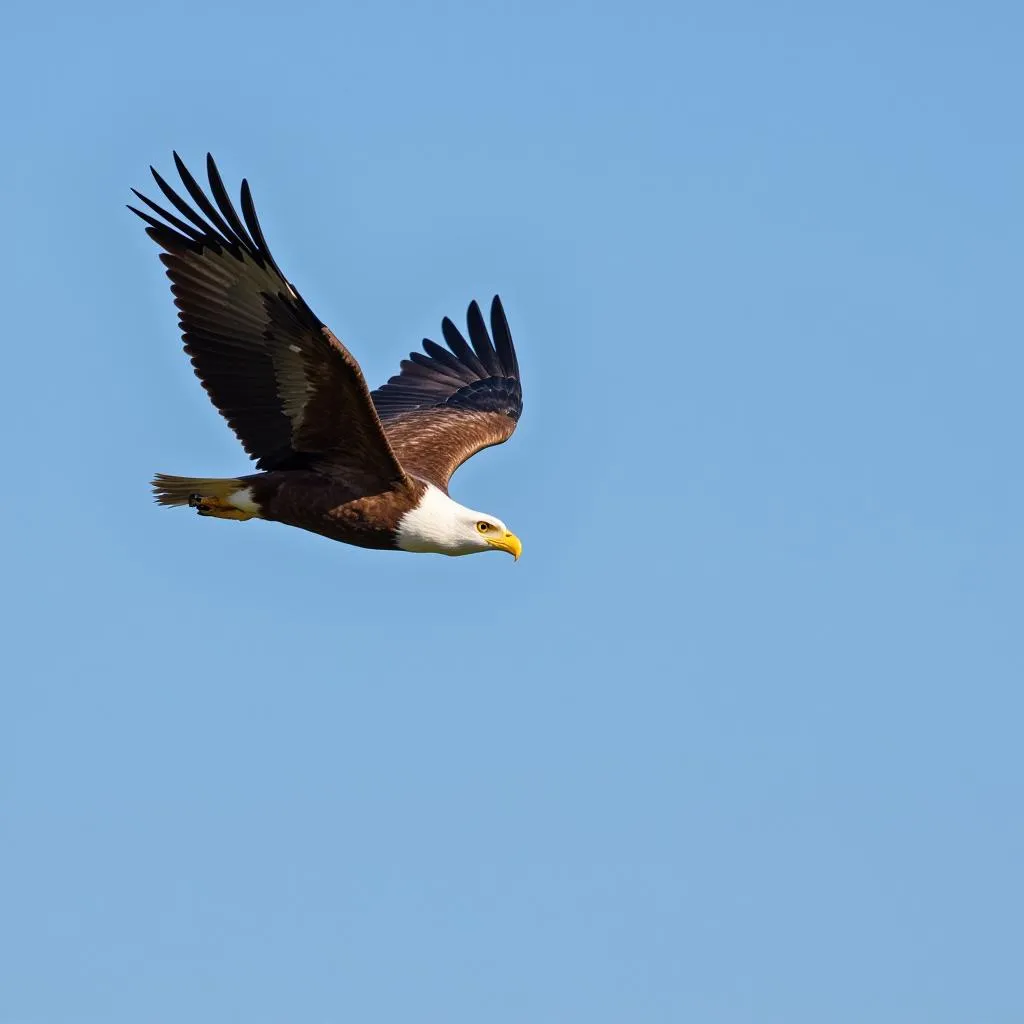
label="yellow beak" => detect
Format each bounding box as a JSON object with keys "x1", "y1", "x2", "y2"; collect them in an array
[{"x1": 487, "y1": 529, "x2": 523, "y2": 561}]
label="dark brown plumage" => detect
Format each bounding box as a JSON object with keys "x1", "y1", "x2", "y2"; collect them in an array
[{"x1": 133, "y1": 154, "x2": 524, "y2": 558}]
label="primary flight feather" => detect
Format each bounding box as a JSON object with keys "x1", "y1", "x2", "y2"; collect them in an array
[{"x1": 132, "y1": 153, "x2": 523, "y2": 559}]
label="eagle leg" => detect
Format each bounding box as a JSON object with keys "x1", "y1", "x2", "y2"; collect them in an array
[{"x1": 189, "y1": 493, "x2": 255, "y2": 521}]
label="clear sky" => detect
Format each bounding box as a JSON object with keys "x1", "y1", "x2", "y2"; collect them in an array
[{"x1": 2, "y1": 0, "x2": 1022, "y2": 1021}]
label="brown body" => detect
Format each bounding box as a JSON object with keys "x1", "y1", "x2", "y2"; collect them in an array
[{"x1": 247, "y1": 470, "x2": 427, "y2": 549}]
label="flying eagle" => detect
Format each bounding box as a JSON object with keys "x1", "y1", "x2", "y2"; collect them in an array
[{"x1": 131, "y1": 154, "x2": 523, "y2": 560}]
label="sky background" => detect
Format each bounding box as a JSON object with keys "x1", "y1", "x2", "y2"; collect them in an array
[{"x1": 2, "y1": 1, "x2": 1022, "y2": 1021}]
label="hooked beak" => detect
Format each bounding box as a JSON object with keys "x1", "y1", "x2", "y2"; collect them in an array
[{"x1": 487, "y1": 529, "x2": 522, "y2": 561}]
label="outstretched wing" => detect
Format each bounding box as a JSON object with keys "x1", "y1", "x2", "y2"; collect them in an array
[
  {"x1": 130, "y1": 153, "x2": 407, "y2": 487},
  {"x1": 371, "y1": 297, "x2": 522, "y2": 490}
]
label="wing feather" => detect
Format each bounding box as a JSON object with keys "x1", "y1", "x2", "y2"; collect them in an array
[
  {"x1": 441, "y1": 317, "x2": 490, "y2": 378},
  {"x1": 371, "y1": 297, "x2": 522, "y2": 489},
  {"x1": 420, "y1": 340, "x2": 478, "y2": 382},
  {"x1": 129, "y1": 189, "x2": 207, "y2": 241},
  {"x1": 132, "y1": 154, "x2": 407, "y2": 485},
  {"x1": 466, "y1": 300, "x2": 503, "y2": 377}
]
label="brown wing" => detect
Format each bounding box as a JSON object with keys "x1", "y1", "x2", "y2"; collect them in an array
[
  {"x1": 130, "y1": 153, "x2": 407, "y2": 488},
  {"x1": 371, "y1": 297, "x2": 522, "y2": 490}
]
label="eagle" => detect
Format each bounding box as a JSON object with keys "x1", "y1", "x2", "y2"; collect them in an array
[{"x1": 131, "y1": 154, "x2": 523, "y2": 561}]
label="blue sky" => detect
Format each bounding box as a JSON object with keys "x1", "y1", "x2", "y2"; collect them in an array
[{"x1": 2, "y1": 0, "x2": 1022, "y2": 1020}]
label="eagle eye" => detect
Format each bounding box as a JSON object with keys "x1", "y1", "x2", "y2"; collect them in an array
[{"x1": 476, "y1": 521, "x2": 490, "y2": 533}]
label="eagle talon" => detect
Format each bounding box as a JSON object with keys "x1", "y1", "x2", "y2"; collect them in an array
[{"x1": 189, "y1": 493, "x2": 255, "y2": 521}]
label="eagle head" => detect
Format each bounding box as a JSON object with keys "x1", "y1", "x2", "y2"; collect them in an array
[{"x1": 396, "y1": 484, "x2": 522, "y2": 560}]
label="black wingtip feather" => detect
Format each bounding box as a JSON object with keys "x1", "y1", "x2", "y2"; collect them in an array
[
  {"x1": 132, "y1": 154, "x2": 285, "y2": 274},
  {"x1": 127, "y1": 204, "x2": 167, "y2": 233},
  {"x1": 172, "y1": 151, "x2": 247, "y2": 253},
  {"x1": 490, "y1": 295, "x2": 519, "y2": 378},
  {"x1": 465, "y1": 300, "x2": 502, "y2": 377},
  {"x1": 421, "y1": 339, "x2": 477, "y2": 382},
  {"x1": 239, "y1": 178, "x2": 284, "y2": 279},
  {"x1": 205, "y1": 154, "x2": 259, "y2": 255},
  {"x1": 129, "y1": 187, "x2": 207, "y2": 243},
  {"x1": 370, "y1": 297, "x2": 522, "y2": 422},
  {"x1": 441, "y1": 317, "x2": 489, "y2": 378},
  {"x1": 149, "y1": 164, "x2": 215, "y2": 237}
]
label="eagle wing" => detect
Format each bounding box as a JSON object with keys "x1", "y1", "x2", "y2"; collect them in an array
[
  {"x1": 131, "y1": 153, "x2": 407, "y2": 488},
  {"x1": 371, "y1": 297, "x2": 522, "y2": 490}
]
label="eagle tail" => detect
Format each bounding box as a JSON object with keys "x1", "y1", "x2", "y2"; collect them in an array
[{"x1": 151, "y1": 473, "x2": 245, "y2": 507}]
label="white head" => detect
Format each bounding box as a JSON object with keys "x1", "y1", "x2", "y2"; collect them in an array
[{"x1": 396, "y1": 484, "x2": 522, "y2": 560}]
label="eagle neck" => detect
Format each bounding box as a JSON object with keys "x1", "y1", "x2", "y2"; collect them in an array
[{"x1": 394, "y1": 483, "x2": 480, "y2": 555}]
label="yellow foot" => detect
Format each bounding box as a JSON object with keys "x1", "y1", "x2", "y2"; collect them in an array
[{"x1": 188, "y1": 494, "x2": 255, "y2": 521}]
